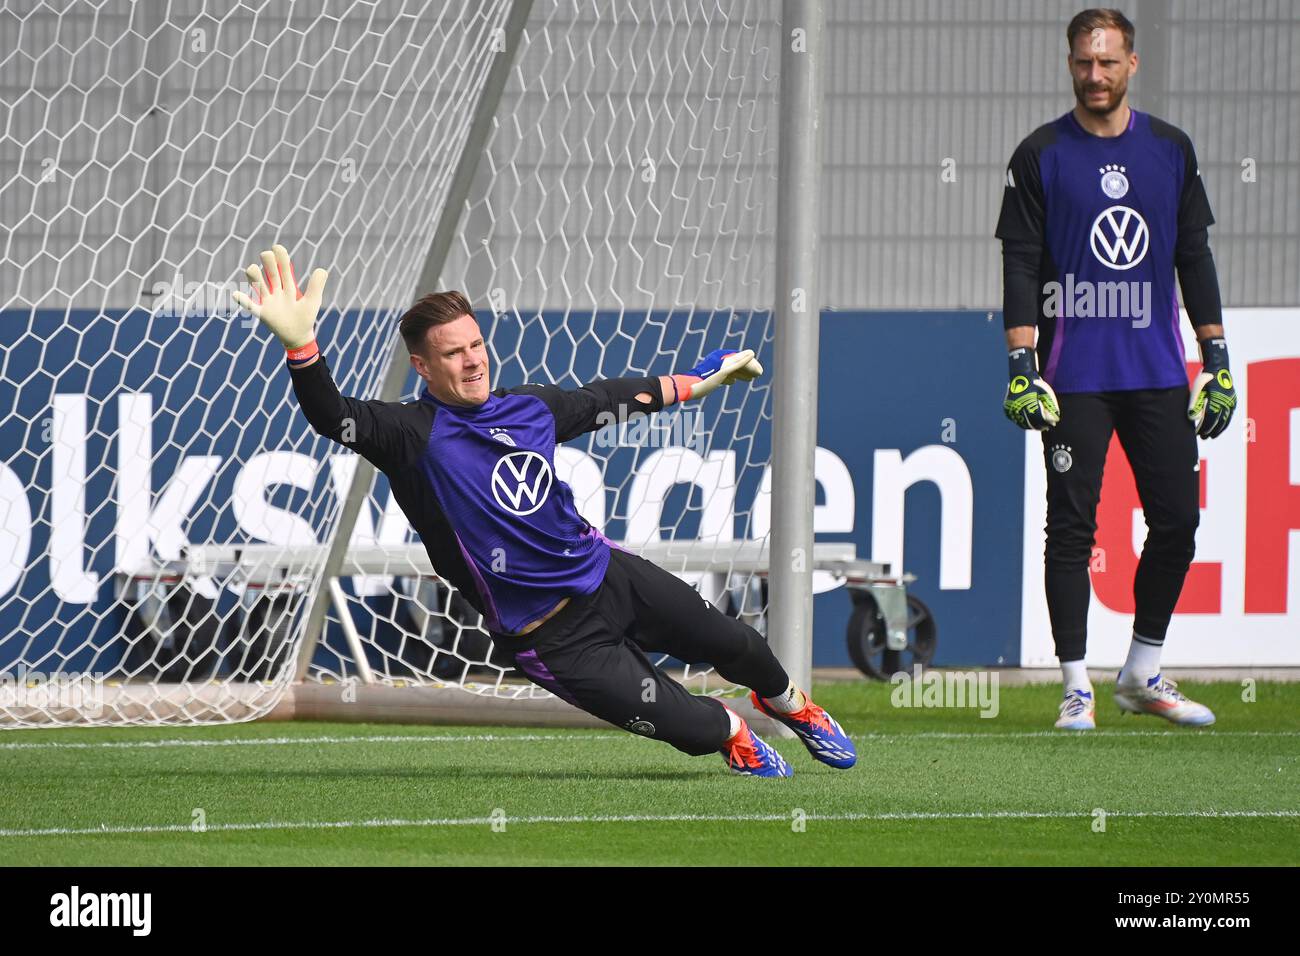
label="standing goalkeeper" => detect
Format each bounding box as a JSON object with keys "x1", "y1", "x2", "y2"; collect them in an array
[
  {"x1": 233, "y1": 244, "x2": 856, "y2": 776},
  {"x1": 996, "y1": 9, "x2": 1235, "y2": 730}
]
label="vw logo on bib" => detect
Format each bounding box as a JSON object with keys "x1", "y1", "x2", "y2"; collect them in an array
[
  {"x1": 490, "y1": 450, "x2": 553, "y2": 516},
  {"x1": 1090, "y1": 205, "x2": 1148, "y2": 270}
]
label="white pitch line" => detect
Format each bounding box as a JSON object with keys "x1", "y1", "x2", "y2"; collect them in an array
[
  {"x1": 0, "y1": 733, "x2": 621, "y2": 751},
  {"x1": 858, "y1": 730, "x2": 1300, "y2": 740},
  {"x1": 2, "y1": 809, "x2": 1298, "y2": 840},
  {"x1": 2, "y1": 728, "x2": 1297, "y2": 752}
]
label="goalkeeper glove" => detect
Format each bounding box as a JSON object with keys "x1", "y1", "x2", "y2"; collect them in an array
[
  {"x1": 1188, "y1": 337, "x2": 1236, "y2": 439},
  {"x1": 231, "y1": 244, "x2": 328, "y2": 360},
  {"x1": 671, "y1": 348, "x2": 764, "y2": 401},
  {"x1": 1003, "y1": 346, "x2": 1060, "y2": 430}
]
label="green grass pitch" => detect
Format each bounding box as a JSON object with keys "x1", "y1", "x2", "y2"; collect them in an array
[{"x1": 2, "y1": 680, "x2": 1297, "y2": 866}]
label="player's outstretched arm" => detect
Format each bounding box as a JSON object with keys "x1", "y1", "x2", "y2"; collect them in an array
[
  {"x1": 663, "y1": 348, "x2": 764, "y2": 406},
  {"x1": 231, "y1": 243, "x2": 424, "y2": 472},
  {"x1": 512, "y1": 346, "x2": 763, "y2": 443}
]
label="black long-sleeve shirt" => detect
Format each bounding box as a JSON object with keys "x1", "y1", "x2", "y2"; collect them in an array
[
  {"x1": 996, "y1": 109, "x2": 1224, "y2": 392},
  {"x1": 289, "y1": 355, "x2": 663, "y2": 633}
]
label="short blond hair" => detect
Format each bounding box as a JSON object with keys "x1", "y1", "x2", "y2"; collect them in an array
[{"x1": 1067, "y1": 8, "x2": 1135, "y2": 53}]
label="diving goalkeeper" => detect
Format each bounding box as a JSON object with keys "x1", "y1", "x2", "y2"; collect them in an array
[{"x1": 232, "y1": 245, "x2": 856, "y2": 777}]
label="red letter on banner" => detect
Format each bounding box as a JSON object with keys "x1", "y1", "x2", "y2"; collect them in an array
[
  {"x1": 1090, "y1": 361, "x2": 1222, "y2": 613},
  {"x1": 1245, "y1": 358, "x2": 1300, "y2": 613}
]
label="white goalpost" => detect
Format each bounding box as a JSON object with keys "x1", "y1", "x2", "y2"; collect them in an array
[{"x1": 0, "y1": 0, "x2": 893, "y2": 730}]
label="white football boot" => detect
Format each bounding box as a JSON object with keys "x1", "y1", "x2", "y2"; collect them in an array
[
  {"x1": 1114, "y1": 673, "x2": 1215, "y2": 727},
  {"x1": 1054, "y1": 687, "x2": 1096, "y2": 730}
]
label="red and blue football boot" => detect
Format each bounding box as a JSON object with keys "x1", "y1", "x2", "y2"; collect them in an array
[
  {"x1": 750, "y1": 689, "x2": 857, "y2": 769},
  {"x1": 720, "y1": 715, "x2": 793, "y2": 778}
]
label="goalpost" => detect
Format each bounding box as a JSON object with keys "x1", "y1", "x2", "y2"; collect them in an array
[{"x1": 0, "y1": 0, "x2": 857, "y2": 729}]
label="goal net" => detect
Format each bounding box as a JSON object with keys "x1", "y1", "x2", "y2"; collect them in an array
[{"x1": 0, "y1": 0, "x2": 782, "y2": 727}]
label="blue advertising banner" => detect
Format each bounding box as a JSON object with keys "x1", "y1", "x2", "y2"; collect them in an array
[
  {"x1": 0, "y1": 307, "x2": 1024, "y2": 673},
  {"x1": 812, "y1": 312, "x2": 1024, "y2": 666}
]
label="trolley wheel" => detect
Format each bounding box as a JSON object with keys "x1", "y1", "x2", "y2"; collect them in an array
[{"x1": 845, "y1": 592, "x2": 937, "y2": 681}]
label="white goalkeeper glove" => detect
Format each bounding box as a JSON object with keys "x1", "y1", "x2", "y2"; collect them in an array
[
  {"x1": 672, "y1": 348, "x2": 764, "y2": 401},
  {"x1": 231, "y1": 244, "x2": 328, "y2": 352}
]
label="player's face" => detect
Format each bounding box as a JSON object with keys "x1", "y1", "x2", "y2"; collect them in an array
[
  {"x1": 418, "y1": 314, "x2": 491, "y2": 406},
  {"x1": 1068, "y1": 27, "x2": 1137, "y2": 116}
]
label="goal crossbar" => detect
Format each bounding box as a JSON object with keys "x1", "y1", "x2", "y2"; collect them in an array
[{"x1": 135, "y1": 541, "x2": 885, "y2": 582}]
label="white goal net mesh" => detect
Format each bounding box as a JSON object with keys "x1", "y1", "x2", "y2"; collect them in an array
[{"x1": 0, "y1": 0, "x2": 780, "y2": 726}]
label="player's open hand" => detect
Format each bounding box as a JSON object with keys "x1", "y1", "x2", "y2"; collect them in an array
[
  {"x1": 674, "y1": 348, "x2": 764, "y2": 401},
  {"x1": 231, "y1": 244, "x2": 328, "y2": 350}
]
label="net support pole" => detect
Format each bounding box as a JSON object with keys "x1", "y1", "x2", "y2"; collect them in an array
[
  {"x1": 1133, "y1": 0, "x2": 1170, "y2": 121},
  {"x1": 768, "y1": 0, "x2": 824, "y2": 697},
  {"x1": 293, "y1": 0, "x2": 535, "y2": 680}
]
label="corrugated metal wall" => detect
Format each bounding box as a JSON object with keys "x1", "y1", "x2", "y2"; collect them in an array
[
  {"x1": 0, "y1": 0, "x2": 511, "y2": 312},
  {"x1": 3, "y1": 0, "x2": 1296, "y2": 313},
  {"x1": 814, "y1": 0, "x2": 1300, "y2": 309},
  {"x1": 1163, "y1": 1, "x2": 1299, "y2": 308},
  {"x1": 441, "y1": 0, "x2": 780, "y2": 312}
]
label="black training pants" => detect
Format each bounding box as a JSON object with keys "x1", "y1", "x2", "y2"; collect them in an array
[
  {"x1": 1042, "y1": 386, "x2": 1201, "y2": 661},
  {"x1": 495, "y1": 548, "x2": 790, "y2": 756}
]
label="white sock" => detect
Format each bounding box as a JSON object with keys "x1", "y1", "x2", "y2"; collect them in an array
[
  {"x1": 723, "y1": 706, "x2": 742, "y2": 739},
  {"x1": 1060, "y1": 660, "x2": 1092, "y2": 694},
  {"x1": 762, "y1": 682, "x2": 806, "y2": 714},
  {"x1": 1120, "y1": 634, "x2": 1162, "y2": 686}
]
